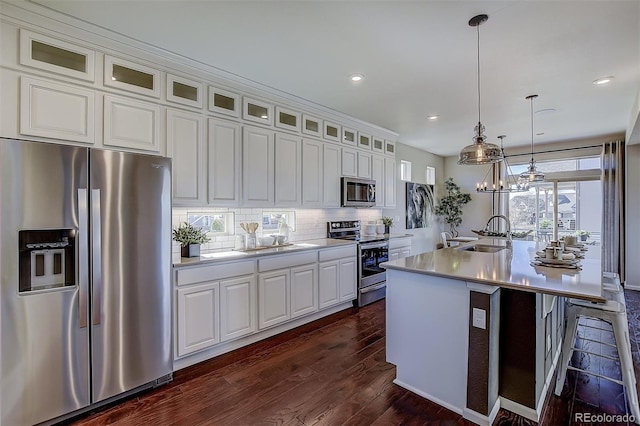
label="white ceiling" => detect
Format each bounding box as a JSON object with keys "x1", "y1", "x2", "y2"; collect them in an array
[{"x1": 31, "y1": 0, "x2": 640, "y2": 157}]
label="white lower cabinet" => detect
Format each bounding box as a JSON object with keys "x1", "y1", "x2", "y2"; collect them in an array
[
  {"x1": 176, "y1": 282, "x2": 219, "y2": 357},
  {"x1": 318, "y1": 261, "x2": 340, "y2": 309},
  {"x1": 389, "y1": 237, "x2": 412, "y2": 261},
  {"x1": 220, "y1": 275, "x2": 257, "y2": 342},
  {"x1": 338, "y1": 258, "x2": 357, "y2": 301},
  {"x1": 258, "y1": 269, "x2": 290, "y2": 329},
  {"x1": 291, "y1": 264, "x2": 318, "y2": 318}
]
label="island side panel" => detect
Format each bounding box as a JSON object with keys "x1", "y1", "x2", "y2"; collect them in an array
[
  {"x1": 499, "y1": 289, "x2": 537, "y2": 408},
  {"x1": 386, "y1": 269, "x2": 470, "y2": 415},
  {"x1": 466, "y1": 288, "x2": 500, "y2": 417}
]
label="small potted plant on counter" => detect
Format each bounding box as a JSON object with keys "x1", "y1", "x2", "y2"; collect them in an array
[
  {"x1": 382, "y1": 216, "x2": 394, "y2": 234},
  {"x1": 173, "y1": 222, "x2": 211, "y2": 257},
  {"x1": 576, "y1": 230, "x2": 590, "y2": 242}
]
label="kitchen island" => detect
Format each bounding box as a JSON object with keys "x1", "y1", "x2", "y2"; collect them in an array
[{"x1": 381, "y1": 239, "x2": 603, "y2": 425}]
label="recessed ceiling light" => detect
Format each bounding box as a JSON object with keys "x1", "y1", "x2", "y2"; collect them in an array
[
  {"x1": 350, "y1": 73, "x2": 364, "y2": 82},
  {"x1": 427, "y1": 115, "x2": 439, "y2": 121},
  {"x1": 593, "y1": 76, "x2": 614, "y2": 85}
]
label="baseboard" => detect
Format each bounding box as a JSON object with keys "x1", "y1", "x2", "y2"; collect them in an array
[
  {"x1": 392, "y1": 379, "x2": 464, "y2": 416},
  {"x1": 625, "y1": 284, "x2": 640, "y2": 291},
  {"x1": 462, "y1": 398, "x2": 500, "y2": 426}
]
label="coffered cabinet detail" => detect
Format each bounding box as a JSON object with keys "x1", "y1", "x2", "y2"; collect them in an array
[
  {"x1": 19, "y1": 29, "x2": 95, "y2": 81},
  {"x1": 208, "y1": 118, "x2": 241, "y2": 206},
  {"x1": 104, "y1": 55, "x2": 160, "y2": 98},
  {"x1": 275, "y1": 133, "x2": 302, "y2": 206},
  {"x1": 20, "y1": 76, "x2": 95, "y2": 144},
  {"x1": 167, "y1": 109, "x2": 205, "y2": 205},
  {"x1": 166, "y1": 74, "x2": 203, "y2": 109},
  {"x1": 208, "y1": 86, "x2": 240, "y2": 118},
  {"x1": 103, "y1": 95, "x2": 161, "y2": 153},
  {"x1": 243, "y1": 126, "x2": 275, "y2": 206},
  {"x1": 301, "y1": 139, "x2": 323, "y2": 207}
]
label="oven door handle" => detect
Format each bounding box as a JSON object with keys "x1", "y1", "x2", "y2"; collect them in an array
[{"x1": 361, "y1": 282, "x2": 386, "y2": 294}]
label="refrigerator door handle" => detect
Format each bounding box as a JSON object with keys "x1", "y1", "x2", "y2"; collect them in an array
[
  {"x1": 78, "y1": 188, "x2": 89, "y2": 329},
  {"x1": 91, "y1": 188, "x2": 102, "y2": 326}
]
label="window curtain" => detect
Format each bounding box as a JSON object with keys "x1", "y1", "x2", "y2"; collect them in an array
[{"x1": 601, "y1": 140, "x2": 625, "y2": 281}]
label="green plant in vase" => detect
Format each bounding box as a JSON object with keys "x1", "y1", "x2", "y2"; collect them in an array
[
  {"x1": 434, "y1": 177, "x2": 471, "y2": 237},
  {"x1": 173, "y1": 221, "x2": 211, "y2": 257},
  {"x1": 382, "y1": 216, "x2": 394, "y2": 234},
  {"x1": 576, "y1": 230, "x2": 590, "y2": 241}
]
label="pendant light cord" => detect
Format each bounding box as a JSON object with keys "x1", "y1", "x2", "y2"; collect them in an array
[
  {"x1": 530, "y1": 97, "x2": 535, "y2": 163},
  {"x1": 477, "y1": 24, "x2": 481, "y2": 125}
]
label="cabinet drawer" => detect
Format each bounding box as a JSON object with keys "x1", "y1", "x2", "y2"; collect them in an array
[
  {"x1": 176, "y1": 260, "x2": 255, "y2": 286},
  {"x1": 389, "y1": 237, "x2": 412, "y2": 249},
  {"x1": 258, "y1": 251, "x2": 317, "y2": 272},
  {"x1": 319, "y1": 245, "x2": 356, "y2": 262}
]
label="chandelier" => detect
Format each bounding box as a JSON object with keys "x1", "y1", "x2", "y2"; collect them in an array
[
  {"x1": 476, "y1": 135, "x2": 529, "y2": 193},
  {"x1": 458, "y1": 14, "x2": 504, "y2": 165}
]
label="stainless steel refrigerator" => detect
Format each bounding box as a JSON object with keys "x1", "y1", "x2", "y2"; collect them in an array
[{"x1": 0, "y1": 138, "x2": 172, "y2": 425}]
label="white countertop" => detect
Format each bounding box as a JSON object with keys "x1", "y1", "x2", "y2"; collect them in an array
[
  {"x1": 381, "y1": 238, "x2": 604, "y2": 302},
  {"x1": 173, "y1": 238, "x2": 356, "y2": 267}
]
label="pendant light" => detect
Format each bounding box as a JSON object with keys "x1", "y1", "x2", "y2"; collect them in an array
[
  {"x1": 458, "y1": 14, "x2": 503, "y2": 165},
  {"x1": 476, "y1": 135, "x2": 529, "y2": 193},
  {"x1": 518, "y1": 94, "x2": 545, "y2": 188}
]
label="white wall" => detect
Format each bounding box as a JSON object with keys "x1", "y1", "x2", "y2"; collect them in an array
[
  {"x1": 382, "y1": 143, "x2": 444, "y2": 255},
  {"x1": 625, "y1": 85, "x2": 640, "y2": 288}
]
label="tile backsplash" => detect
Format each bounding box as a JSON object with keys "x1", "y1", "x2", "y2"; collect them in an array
[{"x1": 172, "y1": 207, "x2": 383, "y2": 254}]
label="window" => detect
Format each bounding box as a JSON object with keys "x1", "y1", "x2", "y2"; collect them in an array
[
  {"x1": 401, "y1": 160, "x2": 412, "y2": 181},
  {"x1": 426, "y1": 166, "x2": 435, "y2": 185},
  {"x1": 262, "y1": 211, "x2": 296, "y2": 233},
  {"x1": 187, "y1": 212, "x2": 234, "y2": 235},
  {"x1": 507, "y1": 157, "x2": 601, "y2": 247}
]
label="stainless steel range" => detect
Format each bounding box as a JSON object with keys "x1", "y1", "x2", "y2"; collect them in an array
[{"x1": 327, "y1": 220, "x2": 389, "y2": 306}]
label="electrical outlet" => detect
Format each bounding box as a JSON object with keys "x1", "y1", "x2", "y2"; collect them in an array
[{"x1": 472, "y1": 308, "x2": 486, "y2": 329}]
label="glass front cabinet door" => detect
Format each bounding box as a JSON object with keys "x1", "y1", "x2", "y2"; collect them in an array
[
  {"x1": 166, "y1": 74, "x2": 203, "y2": 109},
  {"x1": 208, "y1": 86, "x2": 240, "y2": 117},
  {"x1": 104, "y1": 55, "x2": 160, "y2": 98}
]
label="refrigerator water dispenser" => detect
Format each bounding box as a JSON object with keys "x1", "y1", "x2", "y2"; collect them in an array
[{"x1": 19, "y1": 229, "x2": 76, "y2": 292}]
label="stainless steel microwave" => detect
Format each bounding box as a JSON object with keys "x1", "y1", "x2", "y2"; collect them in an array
[{"x1": 341, "y1": 177, "x2": 376, "y2": 207}]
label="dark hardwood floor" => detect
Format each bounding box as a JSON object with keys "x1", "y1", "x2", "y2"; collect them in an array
[{"x1": 68, "y1": 290, "x2": 640, "y2": 426}]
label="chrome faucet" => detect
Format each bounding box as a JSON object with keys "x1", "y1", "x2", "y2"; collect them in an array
[{"x1": 486, "y1": 215, "x2": 512, "y2": 246}]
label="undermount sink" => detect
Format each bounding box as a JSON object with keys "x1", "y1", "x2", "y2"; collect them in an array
[{"x1": 457, "y1": 244, "x2": 506, "y2": 253}]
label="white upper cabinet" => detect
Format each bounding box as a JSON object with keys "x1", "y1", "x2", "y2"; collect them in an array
[
  {"x1": 385, "y1": 140, "x2": 397, "y2": 157},
  {"x1": 302, "y1": 114, "x2": 322, "y2": 138},
  {"x1": 323, "y1": 143, "x2": 342, "y2": 207},
  {"x1": 243, "y1": 97, "x2": 273, "y2": 126},
  {"x1": 341, "y1": 148, "x2": 358, "y2": 177},
  {"x1": 385, "y1": 157, "x2": 397, "y2": 208},
  {"x1": 371, "y1": 154, "x2": 385, "y2": 207},
  {"x1": 357, "y1": 151, "x2": 372, "y2": 179},
  {"x1": 358, "y1": 132, "x2": 372, "y2": 150},
  {"x1": 103, "y1": 94, "x2": 161, "y2": 153},
  {"x1": 323, "y1": 121, "x2": 341, "y2": 143},
  {"x1": 372, "y1": 136, "x2": 385, "y2": 154},
  {"x1": 243, "y1": 125, "x2": 274, "y2": 206},
  {"x1": 275, "y1": 106, "x2": 301, "y2": 133},
  {"x1": 208, "y1": 86, "x2": 240, "y2": 118},
  {"x1": 208, "y1": 118, "x2": 241, "y2": 206},
  {"x1": 342, "y1": 127, "x2": 356, "y2": 146},
  {"x1": 167, "y1": 108, "x2": 205, "y2": 205},
  {"x1": 301, "y1": 139, "x2": 323, "y2": 207},
  {"x1": 104, "y1": 55, "x2": 160, "y2": 98},
  {"x1": 19, "y1": 29, "x2": 95, "y2": 82},
  {"x1": 274, "y1": 133, "x2": 302, "y2": 206},
  {"x1": 20, "y1": 76, "x2": 95, "y2": 144},
  {"x1": 166, "y1": 74, "x2": 203, "y2": 109}
]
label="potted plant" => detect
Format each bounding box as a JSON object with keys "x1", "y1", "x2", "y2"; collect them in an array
[
  {"x1": 576, "y1": 230, "x2": 590, "y2": 241},
  {"x1": 434, "y1": 177, "x2": 471, "y2": 237},
  {"x1": 173, "y1": 222, "x2": 211, "y2": 257},
  {"x1": 382, "y1": 216, "x2": 394, "y2": 234}
]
